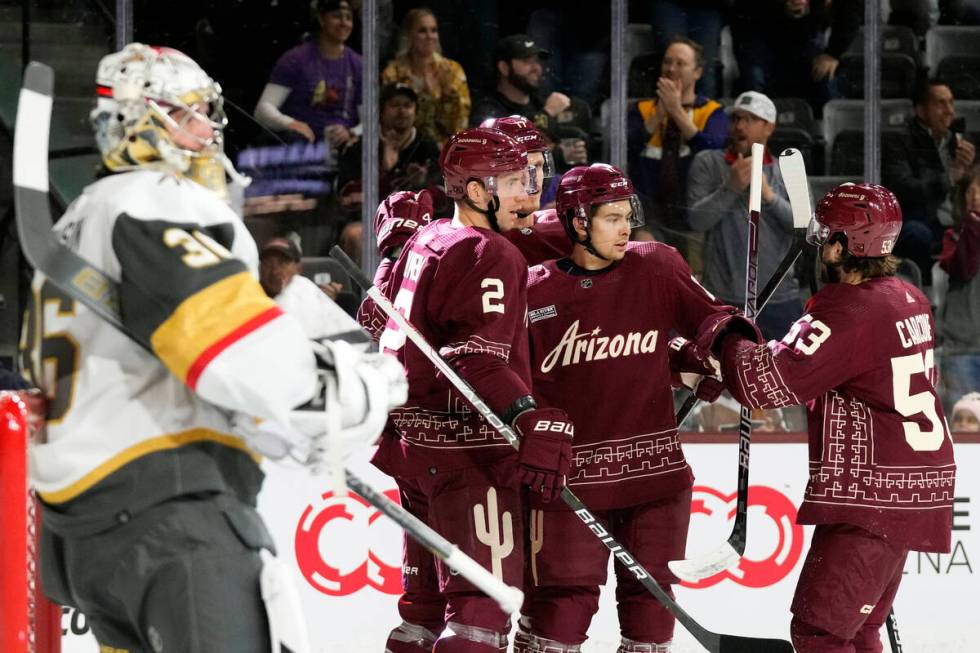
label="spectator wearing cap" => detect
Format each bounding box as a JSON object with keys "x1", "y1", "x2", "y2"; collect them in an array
[
  {"x1": 253, "y1": 0, "x2": 362, "y2": 149},
  {"x1": 335, "y1": 83, "x2": 443, "y2": 263},
  {"x1": 883, "y1": 78, "x2": 977, "y2": 283},
  {"x1": 470, "y1": 34, "x2": 569, "y2": 137},
  {"x1": 259, "y1": 236, "x2": 349, "y2": 338},
  {"x1": 627, "y1": 36, "x2": 728, "y2": 269},
  {"x1": 938, "y1": 164, "x2": 980, "y2": 413},
  {"x1": 687, "y1": 90, "x2": 804, "y2": 340},
  {"x1": 381, "y1": 8, "x2": 470, "y2": 146},
  {"x1": 952, "y1": 392, "x2": 980, "y2": 432}
]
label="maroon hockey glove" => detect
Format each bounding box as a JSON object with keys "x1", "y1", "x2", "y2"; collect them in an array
[
  {"x1": 695, "y1": 309, "x2": 763, "y2": 356},
  {"x1": 375, "y1": 190, "x2": 433, "y2": 258},
  {"x1": 669, "y1": 337, "x2": 724, "y2": 402},
  {"x1": 513, "y1": 408, "x2": 574, "y2": 502}
]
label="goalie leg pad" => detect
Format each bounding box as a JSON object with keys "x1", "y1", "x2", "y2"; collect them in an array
[
  {"x1": 790, "y1": 523, "x2": 906, "y2": 652},
  {"x1": 614, "y1": 490, "x2": 691, "y2": 644},
  {"x1": 259, "y1": 549, "x2": 312, "y2": 653}
]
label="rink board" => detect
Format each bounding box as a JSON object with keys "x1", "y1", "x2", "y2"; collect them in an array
[{"x1": 60, "y1": 437, "x2": 979, "y2": 652}]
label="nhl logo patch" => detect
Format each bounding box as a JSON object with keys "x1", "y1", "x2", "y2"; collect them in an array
[{"x1": 580, "y1": 278, "x2": 593, "y2": 288}]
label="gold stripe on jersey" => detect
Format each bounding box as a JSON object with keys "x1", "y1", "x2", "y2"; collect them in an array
[
  {"x1": 38, "y1": 428, "x2": 259, "y2": 504},
  {"x1": 150, "y1": 271, "x2": 283, "y2": 388}
]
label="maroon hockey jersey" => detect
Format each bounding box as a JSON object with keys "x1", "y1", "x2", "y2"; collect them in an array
[
  {"x1": 371, "y1": 219, "x2": 533, "y2": 478},
  {"x1": 721, "y1": 276, "x2": 955, "y2": 552},
  {"x1": 526, "y1": 241, "x2": 739, "y2": 511},
  {"x1": 505, "y1": 209, "x2": 573, "y2": 266}
]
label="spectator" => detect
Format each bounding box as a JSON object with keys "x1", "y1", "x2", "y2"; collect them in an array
[
  {"x1": 648, "y1": 0, "x2": 727, "y2": 98},
  {"x1": 470, "y1": 34, "x2": 570, "y2": 136},
  {"x1": 253, "y1": 0, "x2": 362, "y2": 149},
  {"x1": 258, "y1": 236, "x2": 350, "y2": 336},
  {"x1": 883, "y1": 78, "x2": 977, "y2": 283},
  {"x1": 951, "y1": 392, "x2": 980, "y2": 432},
  {"x1": 381, "y1": 8, "x2": 471, "y2": 146},
  {"x1": 687, "y1": 91, "x2": 803, "y2": 339},
  {"x1": 730, "y1": 0, "x2": 861, "y2": 116},
  {"x1": 335, "y1": 83, "x2": 443, "y2": 262},
  {"x1": 627, "y1": 37, "x2": 728, "y2": 270},
  {"x1": 938, "y1": 164, "x2": 980, "y2": 411}
]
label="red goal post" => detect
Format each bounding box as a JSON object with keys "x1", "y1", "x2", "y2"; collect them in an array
[{"x1": 0, "y1": 391, "x2": 61, "y2": 653}]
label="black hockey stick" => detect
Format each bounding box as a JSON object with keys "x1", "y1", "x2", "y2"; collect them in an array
[
  {"x1": 331, "y1": 245, "x2": 793, "y2": 653},
  {"x1": 12, "y1": 61, "x2": 523, "y2": 616},
  {"x1": 674, "y1": 148, "x2": 812, "y2": 432},
  {"x1": 886, "y1": 608, "x2": 904, "y2": 653}
]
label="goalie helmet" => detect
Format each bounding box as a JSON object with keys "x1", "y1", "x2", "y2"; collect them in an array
[
  {"x1": 809, "y1": 183, "x2": 902, "y2": 257},
  {"x1": 556, "y1": 163, "x2": 644, "y2": 244},
  {"x1": 479, "y1": 115, "x2": 556, "y2": 181},
  {"x1": 90, "y1": 43, "x2": 247, "y2": 198},
  {"x1": 440, "y1": 127, "x2": 534, "y2": 200}
]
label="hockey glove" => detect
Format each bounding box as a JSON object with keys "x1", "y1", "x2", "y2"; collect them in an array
[
  {"x1": 513, "y1": 408, "x2": 574, "y2": 502},
  {"x1": 375, "y1": 189, "x2": 433, "y2": 259},
  {"x1": 668, "y1": 336, "x2": 724, "y2": 402}
]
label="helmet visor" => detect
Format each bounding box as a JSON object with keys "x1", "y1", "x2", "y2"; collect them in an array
[
  {"x1": 806, "y1": 216, "x2": 831, "y2": 246},
  {"x1": 484, "y1": 166, "x2": 537, "y2": 199}
]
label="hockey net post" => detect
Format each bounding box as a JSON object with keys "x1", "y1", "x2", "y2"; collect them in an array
[{"x1": 0, "y1": 391, "x2": 62, "y2": 653}]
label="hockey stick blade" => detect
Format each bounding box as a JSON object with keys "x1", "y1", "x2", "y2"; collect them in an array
[
  {"x1": 667, "y1": 541, "x2": 739, "y2": 582},
  {"x1": 14, "y1": 61, "x2": 524, "y2": 618},
  {"x1": 333, "y1": 245, "x2": 794, "y2": 653}
]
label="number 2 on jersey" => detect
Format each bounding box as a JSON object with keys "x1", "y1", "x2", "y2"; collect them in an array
[{"x1": 891, "y1": 349, "x2": 948, "y2": 452}]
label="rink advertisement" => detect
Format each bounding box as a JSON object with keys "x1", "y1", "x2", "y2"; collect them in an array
[{"x1": 60, "y1": 436, "x2": 979, "y2": 653}]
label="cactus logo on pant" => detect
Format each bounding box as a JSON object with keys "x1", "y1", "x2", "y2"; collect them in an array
[
  {"x1": 294, "y1": 489, "x2": 402, "y2": 596},
  {"x1": 474, "y1": 487, "x2": 515, "y2": 579}
]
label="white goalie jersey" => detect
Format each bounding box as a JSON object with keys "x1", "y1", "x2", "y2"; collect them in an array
[{"x1": 19, "y1": 170, "x2": 318, "y2": 513}]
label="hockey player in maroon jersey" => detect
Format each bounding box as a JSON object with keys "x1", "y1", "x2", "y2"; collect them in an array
[
  {"x1": 481, "y1": 115, "x2": 571, "y2": 265},
  {"x1": 705, "y1": 184, "x2": 956, "y2": 653},
  {"x1": 356, "y1": 189, "x2": 433, "y2": 340},
  {"x1": 375, "y1": 127, "x2": 575, "y2": 653},
  {"x1": 515, "y1": 163, "x2": 755, "y2": 653}
]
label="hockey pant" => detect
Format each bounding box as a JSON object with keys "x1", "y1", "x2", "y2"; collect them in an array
[
  {"x1": 520, "y1": 489, "x2": 692, "y2": 649},
  {"x1": 385, "y1": 461, "x2": 525, "y2": 653},
  {"x1": 791, "y1": 523, "x2": 908, "y2": 653},
  {"x1": 39, "y1": 492, "x2": 284, "y2": 653}
]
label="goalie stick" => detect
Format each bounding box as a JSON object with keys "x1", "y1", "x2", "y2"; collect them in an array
[
  {"x1": 330, "y1": 245, "x2": 794, "y2": 653},
  {"x1": 668, "y1": 147, "x2": 812, "y2": 582},
  {"x1": 12, "y1": 61, "x2": 523, "y2": 617}
]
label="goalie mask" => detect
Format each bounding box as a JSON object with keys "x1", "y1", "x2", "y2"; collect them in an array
[
  {"x1": 90, "y1": 43, "x2": 248, "y2": 198},
  {"x1": 809, "y1": 183, "x2": 902, "y2": 257},
  {"x1": 556, "y1": 163, "x2": 644, "y2": 259}
]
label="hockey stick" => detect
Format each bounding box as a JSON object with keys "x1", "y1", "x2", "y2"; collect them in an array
[
  {"x1": 886, "y1": 608, "x2": 904, "y2": 653},
  {"x1": 12, "y1": 61, "x2": 523, "y2": 617},
  {"x1": 667, "y1": 143, "x2": 765, "y2": 582},
  {"x1": 331, "y1": 245, "x2": 793, "y2": 653},
  {"x1": 674, "y1": 148, "x2": 811, "y2": 430}
]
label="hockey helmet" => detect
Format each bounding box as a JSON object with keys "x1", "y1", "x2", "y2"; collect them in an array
[
  {"x1": 479, "y1": 115, "x2": 556, "y2": 182},
  {"x1": 440, "y1": 127, "x2": 535, "y2": 200},
  {"x1": 91, "y1": 43, "x2": 247, "y2": 198},
  {"x1": 374, "y1": 190, "x2": 433, "y2": 258},
  {"x1": 810, "y1": 183, "x2": 902, "y2": 257},
  {"x1": 556, "y1": 163, "x2": 644, "y2": 242}
]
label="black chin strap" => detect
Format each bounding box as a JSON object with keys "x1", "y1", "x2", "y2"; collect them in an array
[
  {"x1": 561, "y1": 210, "x2": 609, "y2": 261},
  {"x1": 463, "y1": 194, "x2": 502, "y2": 232}
]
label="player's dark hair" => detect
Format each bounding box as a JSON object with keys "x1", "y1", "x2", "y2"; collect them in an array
[
  {"x1": 829, "y1": 232, "x2": 900, "y2": 279},
  {"x1": 912, "y1": 76, "x2": 950, "y2": 107}
]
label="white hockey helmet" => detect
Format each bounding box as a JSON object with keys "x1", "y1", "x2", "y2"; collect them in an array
[{"x1": 91, "y1": 43, "x2": 248, "y2": 197}]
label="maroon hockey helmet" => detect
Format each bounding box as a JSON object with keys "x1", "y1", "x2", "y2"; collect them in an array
[
  {"x1": 440, "y1": 127, "x2": 533, "y2": 200},
  {"x1": 374, "y1": 190, "x2": 433, "y2": 258},
  {"x1": 810, "y1": 183, "x2": 903, "y2": 257},
  {"x1": 556, "y1": 163, "x2": 645, "y2": 241},
  {"x1": 478, "y1": 115, "x2": 556, "y2": 184}
]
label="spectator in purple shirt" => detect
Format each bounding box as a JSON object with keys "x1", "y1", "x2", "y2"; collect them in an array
[{"x1": 254, "y1": 0, "x2": 362, "y2": 149}]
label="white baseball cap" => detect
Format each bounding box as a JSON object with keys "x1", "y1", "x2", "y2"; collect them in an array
[{"x1": 729, "y1": 91, "x2": 777, "y2": 124}]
